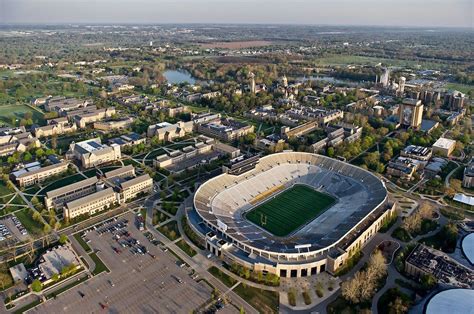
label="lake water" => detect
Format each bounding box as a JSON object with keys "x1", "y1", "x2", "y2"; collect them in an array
[{"x1": 163, "y1": 70, "x2": 196, "y2": 85}]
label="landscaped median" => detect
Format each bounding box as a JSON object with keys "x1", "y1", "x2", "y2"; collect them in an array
[
  {"x1": 73, "y1": 232, "x2": 92, "y2": 253},
  {"x1": 208, "y1": 266, "x2": 279, "y2": 313},
  {"x1": 89, "y1": 252, "x2": 109, "y2": 276}
]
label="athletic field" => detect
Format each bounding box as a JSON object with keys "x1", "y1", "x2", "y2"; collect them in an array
[{"x1": 244, "y1": 184, "x2": 336, "y2": 237}]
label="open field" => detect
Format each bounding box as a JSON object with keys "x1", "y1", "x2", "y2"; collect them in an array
[
  {"x1": 313, "y1": 54, "x2": 448, "y2": 69},
  {"x1": 0, "y1": 104, "x2": 45, "y2": 126},
  {"x1": 199, "y1": 40, "x2": 273, "y2": 49},
  {"x1": 245, "y1": 184, "x2": 336, "y2": 237},
  {"x1": 445, "y1": 83, "x2": 474, "y2": 95}
]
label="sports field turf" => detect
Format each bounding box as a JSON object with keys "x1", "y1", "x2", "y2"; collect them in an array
[{"x1": 245, "y1": 184, "x2": 336, "y2": 237}]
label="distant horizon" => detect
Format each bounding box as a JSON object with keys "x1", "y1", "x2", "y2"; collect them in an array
[
  {"x1": 2, "y1": 0, "x2": 472, "y2": 28},
  {"x1": 0, "y1": 22, "x2": 471, "y2": 31}
]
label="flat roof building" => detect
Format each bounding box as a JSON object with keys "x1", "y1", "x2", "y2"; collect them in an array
[
  {"x1": 432, "y1": 137, "x2": 456, "y2": 157},
  {"x1": 463, "y1": 158, "x2": 474, "y2": 188},
  {"x1": 45, "y1": 177, "x2": 98, "y2": 210},
  {"x1": 12, "y1": 162, "x2": 70, "y2": 187},
  {"x1": 401, "y1": 145, "x2": 432, "y2": 161},
  {"x1": 115, "y1": 174, "x2": 153, "y2": 203},
  {"x1": 64, "y1": 188, "x2": 117, "y2": 220}
]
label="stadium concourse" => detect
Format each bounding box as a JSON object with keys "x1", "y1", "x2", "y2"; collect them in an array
[{"x1": 190, "y1": 152, "x2": 396, "y2": 278}]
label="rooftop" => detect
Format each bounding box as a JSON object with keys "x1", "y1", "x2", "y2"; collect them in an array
[
  {"x1": 433, "y1": 137, "x2": 456, "y2": 149},
  {"x1": 46, "y1": 177, "x2": 98, "y2": 199}
]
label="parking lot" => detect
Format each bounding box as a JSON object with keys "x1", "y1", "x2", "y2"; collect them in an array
[
  {"x1": 31, "y1": 212, "x2": 213, "y2": 313},
  {"x1": 0, "y1": 214, "x2": 29, "y2": 246}
]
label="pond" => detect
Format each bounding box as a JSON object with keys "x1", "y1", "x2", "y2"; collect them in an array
[{"x1": 163, "y1": 70, "x2": 196, "y2": 85}]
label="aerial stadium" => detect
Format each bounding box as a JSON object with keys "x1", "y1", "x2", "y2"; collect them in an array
[{"x1": 189, "y1": 152, "x2": 395, "y2": 278}]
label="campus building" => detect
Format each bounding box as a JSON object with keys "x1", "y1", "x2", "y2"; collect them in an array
[
  {"x1": 44, "y1": 97, "x2": 90, "y2": 113},
  {"x1": 64, "y1": 188, "x2": 118, "y2": 220},
  {"x1": 44, "y1": 177, "x2": 99, "y2": 210},
  {"x1": 67, "y1": 138, "x2": 121, "y2": 169},
  {"x1": 432, "y1": 137, "x2": 456, "y2": 157},
  {"x1": 147, "y1": 121, "x2": 194, "y2": 141},
  {"x1": 93, "y1": 117, "x2": 134, "y2": 131},
  {"x1": 73, "y1": 107, "x2": 116, "y2": 128},
  {"x1": 114, "y1": 174, "x2": 153, "y2": 203},
  {"x1": 400, "y1": 145, "x2": 432, "y2": 162},
  {"x1": 463, "y1": 158, "x2": 474, "y2": 188},
  {"x1": 12, "y1": 162, "x2": 70, "y2": 187},
  {"x1": 399, "y1": 98, "x2": 424, "y2": 129},
  {"x1": 196, "y1": 118, "x2": 254, "y2": 142},
  {"x1": 0, "y1": 127, "x2": 41, "y2": 157},
  {"x1": 32, "y1": 118, "x2": 77, "y2": 138},
  {"x1": 386, "y1": 157, "x2": 418, "y2": 179}
]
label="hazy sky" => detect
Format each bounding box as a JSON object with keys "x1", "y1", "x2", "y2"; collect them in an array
[{"x1": 1, "y1": 0, "x2": 473, "y2": 28}]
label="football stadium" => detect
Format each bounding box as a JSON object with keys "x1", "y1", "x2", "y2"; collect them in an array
[{"x1": 190, "y1": 152, "x2": 395, "y2": 278}]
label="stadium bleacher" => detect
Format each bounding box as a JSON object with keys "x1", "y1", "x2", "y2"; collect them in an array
[{"x1": 194, "y1": 152, "x2": 387, "y2": 256}]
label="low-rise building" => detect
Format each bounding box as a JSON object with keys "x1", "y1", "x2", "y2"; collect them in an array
[
  {"x1": 44, "y1": 97, "x2": 90, "y2": 113},
  {"x1": 107, "y1": 132, "x2": 146, "y2": 148},
  {"x1": 432, "y1": 137, "x2": 456, "y2": 157},
  {"x1": 12, "y1": 162, "x2": 69, "y2": 187},
  {"x1": 386, "y1": 157, "x2": 418, "y2": 179},
  {"x1": 405, "y1": 244, "x2": 473, "y2": 288},
  {"x1": 147, "y1": 121, "x2": 193, "y2": 141},
  {"x1": 73, "y1": 107, "x2": 116, "y2": 128},
  {"x1": 115, "y1": 174, "x2": 153, "y2": 203},
  {"x1": 197, "y1": 118, "x2": 254, "y2": 142},
  {"x1": 64, "y1": 188, "x2": 117, "y2": 220},
  {"x1": 45, "y1": 177, "x2": 98, "y2": 210},
  {"x1": 67, "y1": 138, "x2": 121, "y2": 169},
  {"x1": 463, "y1": 158, "x2": 474, "y2": 188},
  {"x1": 401, "y1": 145, "x2": 432, "y2": 161},
  {"x1": 93, "y1": 117, "x2": 134, "y2": 131},
  {"x1": 32, "y1": 120, "x2": 77, "y2": 138},
  {"x1": 103, "y1": 165, "x2": 135, "y2": 180},
  {"x1": 0, "y1": 127, "x2": 40, "y2": 156}
]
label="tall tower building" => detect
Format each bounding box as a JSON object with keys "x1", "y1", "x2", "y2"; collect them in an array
[
  {"x1": 380, "y1": 68, "x2": 390, "y2": 87},
  {"x1": 281, "y1": 75, "x2": 288, "y2": 88},
  {"x1": 399, "y1": 98, "x2": 424, "y2": 129},
  {"x1": 397, "y1": 76, "x2": 406, "y2": 96},
  {"x1": 249, "y1": 72, "x2": 256, "y2": 94}
]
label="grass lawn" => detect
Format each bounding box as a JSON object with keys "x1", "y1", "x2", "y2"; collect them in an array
[
  {"x1": 89, "y1": 252, "x2": 109, "y2": 275},
  {"x1": 245, "y1": 184, "x2": 335, "y2": 236},
  {"x1": 15, "y1": 208, "x2": 44, "y2": 236},
  {"x1": 73, "y1": 233, "x2": 92, "y2": 253},
  {"x1": 208, "y1": 266, "x2": 237, "y2": 288},
  {"x1": 10, "y1": 195, "x2": 26, "y2": 206},
  {"x1": 45, "y1": 275, "x2": 89, "y2": 300},
  {"x1": 176, "y1": 239, "x2": 197, "y2": 257},
  {"x1": 445, "y1": 83, "x2": 474, "y2": 95},
  {"x1": 0, "y1": 104, "x2": 45, "y2": 126},
  {"x1": 233, "y1": 283, "x2": 279, "y2": 314},
  {"x1": 12, "y1": 298, "x2": 42, "y2": 314},
  {"x1": 327, "y1": 296, "x2": 358, "y2": 314},
  {"x1": 41, "y1": 174, "x2": 86, "y2": 194},
  {"x1": 0, "y1": 181, "x2": 13, "y2": 197},
  {"x1": 157, "y1": 220, "x2": 181, "y2": 241}
]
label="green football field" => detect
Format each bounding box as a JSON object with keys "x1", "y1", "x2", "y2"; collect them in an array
[{"x1": 244, "y1": 184, "x2": 336, "y2": 237}]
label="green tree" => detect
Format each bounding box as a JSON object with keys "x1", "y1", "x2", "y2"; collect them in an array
[
  {"x1": 31, "y1": 279, "x2": 42, "y2": 292},
  {"x1": 59, "y1": 234, "x2": 68, "y2": 244}
]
